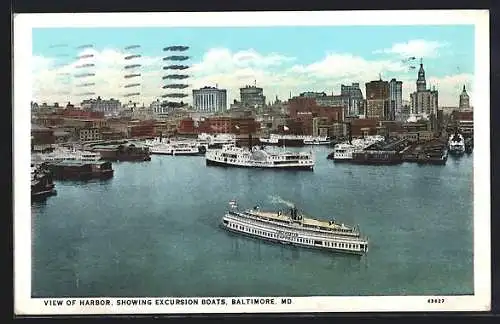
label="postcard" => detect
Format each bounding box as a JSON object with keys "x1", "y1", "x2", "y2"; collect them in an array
[{"x1": 14, "y1": 10, "x2": 490, "y2": 315}]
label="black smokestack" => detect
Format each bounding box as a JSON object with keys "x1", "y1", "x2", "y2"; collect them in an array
[
  {"x1": 248, "y1": 133, "x2": 253, "y2": 151},
  {"x1": 348, "y1": 122, "x2": 352, "y2": 144}
]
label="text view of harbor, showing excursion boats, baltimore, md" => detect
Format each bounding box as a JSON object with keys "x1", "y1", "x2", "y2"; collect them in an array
[{"x1": 14, "y1": 10, "x2": 490, "y2": 315}]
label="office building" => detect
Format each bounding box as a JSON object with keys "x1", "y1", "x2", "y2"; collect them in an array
[
  {"x1": 365, "y1": 79, "x2": 390, "y2": 120},
  {"x1": 193, "y1": 86, "x2": 228, "y2": 113},
  {"x1": 240, "y1": 85, "x2": 266, "y2": 110}
]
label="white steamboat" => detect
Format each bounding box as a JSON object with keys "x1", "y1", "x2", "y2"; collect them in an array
[
  {"x1": 259, "y1": 134, "x2": 332, "y2": 146},
  {"x1": 150, "y1": 140, "x2": 205, "y2": 156},
  {"x1": 32, "y1": 147, "x2": 102, "y2": 163},
  {"x1": 197, "y1": 133, "x2": 236, "y2": 148},
  {"x1": 205, "y1": 138, "x2": 314, "y2": 171},
  {"x1": 221, "y1": 200, "x2": 368, "y2": 255},
  {"x1": 448, "y1": 133, "x2": 466, "y2": 155}
]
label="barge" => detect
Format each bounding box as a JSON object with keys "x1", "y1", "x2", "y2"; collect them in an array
[
  {"x1": 351, "y1": 150, "x2": 403, "y2": 165},
  {"x1": 47, "y1": 160, "x2": 114, "y2": 180}
]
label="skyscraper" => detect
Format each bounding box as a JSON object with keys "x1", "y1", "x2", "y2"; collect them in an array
[
  {"x1": 389, "y1": 78, "x2": 403, "y2": 121},
  {"x1": 341, "y1": 83, "x2": 364, "y2": 117},
  {"x1": 193, "y1": 86, "x2": 227, "y2": 113},
  {"x1": 365, "y1": 79, "x2": 389, "y2": 120},
  {"x1": 240, "y1": 84, "x2": 266, "y2": 110}
]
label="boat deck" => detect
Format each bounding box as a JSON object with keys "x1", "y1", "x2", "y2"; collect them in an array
[{"x1": 247, "y1": 210, "x2": 349, "y2": 231}]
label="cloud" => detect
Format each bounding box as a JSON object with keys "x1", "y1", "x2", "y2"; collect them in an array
[
  {"x1": 191, "y1": 48, "x2": 295, "y2": 75},
  {"x1": 31, "y1": 46, "x2": 472, "y2": 108},
  {"x1": 289, "y1": 53, "x2": 407, "y2": 80},
  {"x1": 374, "y1": 39, "x2": 448, "y2": 58}
]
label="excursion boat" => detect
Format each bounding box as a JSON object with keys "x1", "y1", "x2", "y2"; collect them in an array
[
  {"x1": 303, "y1": 136, "x2": 333, "y2": 145},
  {"x1": 197, "y1": 133, "x2": 236, "y2": 148},
  {"x1": 150, "y1": 141, "x2": 206, "y2": 156},
  {"x1": 448, "y1": 133, "x2": 466, "y2": 155},
  {"x1": 205, "y1": 135, "x2": 314, "y2": 170},
  {"x1": 221, "y1": 200, "x2": 369, "y2": 255},
  {"x1": 33, "y1": 147, "x2": 102, "y2": 163},
  {"x1": 259, "y1": 134, "x2": 327, "y2": 147},
  {"x1": 327, "y1": 136, "x2": 385, "y2": 162}
]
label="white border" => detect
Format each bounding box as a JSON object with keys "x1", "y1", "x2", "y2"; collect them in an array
[{"x1": 14, "y1": 10, "x2": 490, "y2": 315}]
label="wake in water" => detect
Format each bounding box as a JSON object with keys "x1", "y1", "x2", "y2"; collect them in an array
[{"x1": 268, "y1": 195, "x2": 296, "y2": 208}]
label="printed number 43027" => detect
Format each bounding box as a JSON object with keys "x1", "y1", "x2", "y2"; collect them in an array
[{"x1": 427, "y1": 298, "x2": 445, "y2": 304}]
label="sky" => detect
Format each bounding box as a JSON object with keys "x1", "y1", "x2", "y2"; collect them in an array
[{"x1": 31, "y1": 25, "x2": 475, "y2": 108}]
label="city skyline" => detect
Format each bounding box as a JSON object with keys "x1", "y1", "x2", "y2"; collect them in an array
[{"x1": 32, "y1": 25, "x2": 474, "y2": 108}]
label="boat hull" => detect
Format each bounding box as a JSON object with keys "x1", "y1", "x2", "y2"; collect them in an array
[
  {"x1": 220, "y1": 223, "x2": 364, "y2": 256},
  {"x1": 206, "y1": 158, "x2": 313, "y2": 171}
]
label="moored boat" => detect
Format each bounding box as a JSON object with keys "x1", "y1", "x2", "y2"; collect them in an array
[
  {"x1": 150, "y1": 141, "x2": 206, "y2": 156},
  {"x1": 206, "y1": 135, "x2": 314, "y2": 170},
  {"x1": 221, "y1": 200, "x2": 368, "y2": 255},
  {"x1": 327, "y1": 135, "x2": 385, "y2": 161},
  {"x1": 448, "y1": 133, "x2": 465, "y2": 155},
  {"x1": 47, "y1": 160, "x2": 114, "y2": 180},
  {"x1": 91, "y1": 143, "x2": 151, "y2": 161},
  {"x1": 31, "y1": 163, "x2": 57, "y2": 199}
]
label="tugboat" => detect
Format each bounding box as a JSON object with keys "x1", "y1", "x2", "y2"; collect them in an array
[
  {"x1": 31, "y1": 163, "x2": 57, "y2": 200},
  {"x1": 221, "y1": 200, "x2": 368, "y2": 255},
  {"x1": 465, "y1": 137, "x2": 474, "y2": 154}
]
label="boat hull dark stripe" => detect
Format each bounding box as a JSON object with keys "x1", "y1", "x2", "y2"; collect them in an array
[
  {"x1": 220, "y1": 224, "x2": 364, "y2": 256},
  {"x1": 151, "y1": 152, "x2": 203, "y2": 156},
  {"x1": 206, "y1": 158, "x2": 313, "y2": 171}
]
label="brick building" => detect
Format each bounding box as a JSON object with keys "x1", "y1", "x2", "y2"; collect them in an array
[
  {"x1": 177, "y1": 118, "x2": 196, "y2": 134},
  {"x1": 31, "y1": 124, "x2": 55, "y2": 151},
  {"x1": 197, "y1": 117, "x2": 260, "y2": 134}
]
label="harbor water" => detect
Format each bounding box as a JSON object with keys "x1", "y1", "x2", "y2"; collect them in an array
[{"x1": 31, "y1": 146, "x2": 474, "y2": 297}]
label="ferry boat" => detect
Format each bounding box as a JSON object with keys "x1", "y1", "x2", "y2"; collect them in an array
[
  {"x1": 205, "y1": 140, "x2": 314, "y2": 171},
  {"x1": 221, "y1": 200, "x2": 368, "y2": 255},
  {"x1": 328, "y1": 136, "x2": 385, "y2": 161},
  {"x1": 150, "y1": 141, "x2": 206, "y2": 156},
  {"x1": 448, "y1": 133, "x2": 466, "y2": 155}
]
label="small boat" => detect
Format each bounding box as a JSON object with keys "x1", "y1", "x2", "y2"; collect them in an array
[{"x1": 221, "y1": 200, "x2": 368, "y2": 255}]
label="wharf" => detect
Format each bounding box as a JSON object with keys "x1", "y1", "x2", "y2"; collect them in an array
[
  {"x1": 90, "y1": 143, "x2": 151, "y2": 162},
  {"x1": 402, "y1": 139, "x2": 448, "y2": 165}
]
